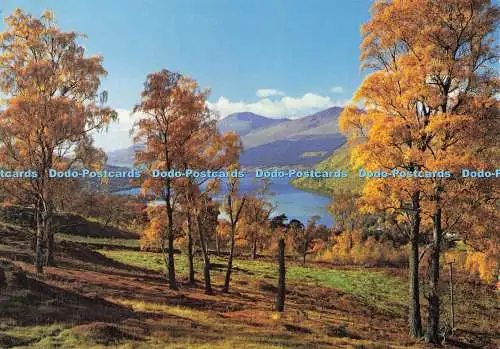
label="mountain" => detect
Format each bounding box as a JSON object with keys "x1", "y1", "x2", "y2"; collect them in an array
[
  {"x1": 241, "y1": 106, "x2": 342, "y2": 149},
  {"x1": 106, "y1": 106, "x2": 345, "y2": 167},
  {"x1": 106, "y1": 143, "x2": 144, "y2": 167},
  {"x1": 240, "y1": 135, "x2": 345, "y2": 166},
  {"x1": 238, "y1": 106, "x2": 344, "y2": 165},
  {"x1": 217, "y1": 112, "x2": 288, "y2": 136}
]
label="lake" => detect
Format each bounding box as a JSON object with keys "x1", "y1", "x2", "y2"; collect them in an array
[{"x1": 114, "y1": 175, "x2": 333, "y2": 227}]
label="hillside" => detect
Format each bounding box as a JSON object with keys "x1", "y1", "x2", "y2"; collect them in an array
[
  {"x1": 1, "y1": 219, "x2": 497, "y2": 348},
  {"x1": 290, "y1": 144, "x2": 364, "y2": 195},
  {"x1": 241, "y1": 107, "x2": 343, "y2": 149},
  {"x1": 106, "y1": 107, "x2": 345, "y2": 167},
  {"x1": 240, "y1": 135, "x2": 345, "y2": 166},
  {"x1": 217, "y1": 112, "x2": 288, "y2": 136},
  {"x1": 106, "y1": 144, "x2": 144, "y2": 168}
]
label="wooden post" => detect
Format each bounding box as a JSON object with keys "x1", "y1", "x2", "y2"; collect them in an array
[
  {"x1": 447, "y1": 261, "x2": 455, "y2": 332},
  {"x1": 276, "y1": 238, "x2": 286, "y2": 312}
]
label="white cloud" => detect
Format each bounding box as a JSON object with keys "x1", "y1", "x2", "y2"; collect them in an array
[
  {"x1": 92, "y1": 108, "x2": 137, "y2": 152},
  {"x1": 329, "y1": 86, "x2": 344, "y2": 94},
  {"x1": 256, "y1": 88, "x2": 286, "y2": 98},
  {"x1": 208, "y1": 92, "x2": 347, "y2": 119}
]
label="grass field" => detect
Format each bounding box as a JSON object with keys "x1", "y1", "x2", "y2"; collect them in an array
[{"x1": 1, "y1": 227, "x2": 498, "y2": 349}]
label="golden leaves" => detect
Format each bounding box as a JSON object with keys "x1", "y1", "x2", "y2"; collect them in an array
[{"x1": 342, "y1": 0, "x2": 499, "y2": 243}]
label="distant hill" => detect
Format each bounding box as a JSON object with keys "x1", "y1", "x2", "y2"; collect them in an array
[
  {"x1": 240, "y1": 135, "x2": 345, "y2": 166},
  {"x1": 106, "y1": 144, "x2": 144, "y2": 168},
  {"x1": 218, "y1": 112, "x2": 288, "y2": 136},
  {"x1": 241, "y1": 106, "x2": 343, "y2": 149},
  {"x1": 106, "y1": 106, "x2": 345, "y2": 167}
]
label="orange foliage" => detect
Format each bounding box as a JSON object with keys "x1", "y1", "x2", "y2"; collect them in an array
[
  {"x1": 320, "y1": 230, "x2": 408, "y2": 267},
  {"x1": 445, "y1": 246, "x2": 499, "y2": 284},
  {"x1": 0, "y1": 9, "x2": 116, "y2": 272},
  {"x1": 140, "y1": 205, "x2": 168, "y2": 252}
]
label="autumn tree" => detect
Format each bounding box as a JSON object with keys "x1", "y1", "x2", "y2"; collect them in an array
[
  {"x1": 239, "y1": 179, "x2": 274, "y2": 260},
  {"x1": 216, "y1": 219, "x2": 230, "y2": 256},
  {"x1": 187, "y1": 186, "x2": 219, "y2": 292},
  {"x1": 342, "y1": 0, "x2": 499, "y2": 342},
  {"x1": 242, "y1": 197, "x2": 274, "y2": 260},
  {"x1": 0, "y1": 9, "x2": 116, "y2": 273},
  {"x1": 178, "y1": 132, "x2": 242, "y2": 294},
  {"x1": 292, "y1": 216, "x2": 329, "y2": 265},
  {"x1": 221, "y1": 167, "x2": 247, "y2": 293},
  {"x1": 133, "y1": 70, "x2": 213, "y2": 289},
  {"x1": 329, "y1": 189, "x2": 362, "y2": 233},
  {"x1": 133, "y1": 69, "x2": 242, "y2": 291},
  {"x1": 134, "y1": 70, "x2": 182, "y2": 289},
  {"x1": 447, "y1": 181, "x2": 499, "y2": 284}
]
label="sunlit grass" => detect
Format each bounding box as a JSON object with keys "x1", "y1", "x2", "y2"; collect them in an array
[
  {"x1": 3, "y1": 324, "x2": 70, "y2": 342},
  {"x1": 56, "y1": 234, "x2": 140, "y2": 248},
  {"x1": 287, "y1": 266, "x2": 406, "y2": 314},
  {"x1": 111, "y1": 298, "x2": 211, "y2": 322},
  {"x1": 99, "y1": 249, "x2": 406, "y2": 314}
]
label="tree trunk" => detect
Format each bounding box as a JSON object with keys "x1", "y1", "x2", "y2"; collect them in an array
[
  {"x1": 34, "y1": 201, "x2": 45, "y2": 274},
  {"x1": 165, "y1": 195, "x2": 178, "y2": 290},
  {"x1": 186, "y1": 215, "x2": 195, "y2": 286},
  {"x1": 223, "y1": 228, "x2": 236, "y2": 293},
  {"x1": 426, "y1": 205, "x2": 442, "y2": 344},
  {"x1": 43, "y1": 202, "x2": 55, "y2": 267},
  {"x1": 276, "y1": 238, "x2": 286, "y2": 312},
  {"x1": 196, "y1": 215, "x2": 213, "y2": 295},
  {"x1": 167, "y1": 231, "x2": 177, "y2": 290},
  {"x1": 409, "y1": 191, "x2": 423, "y2": 338},
  {"x1": 35, "y1": 229, "x2": 44, "y2": 274},
  {"x1": 252, "y1": 237, "x2": 257, "y2": 260}
]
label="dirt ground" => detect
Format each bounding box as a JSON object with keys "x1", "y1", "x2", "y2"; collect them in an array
[{"x1": 0, "y1": 223, "x2": 498, "y2": 349}]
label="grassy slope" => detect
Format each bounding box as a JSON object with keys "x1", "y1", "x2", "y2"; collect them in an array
[
  {"x1": 291, "y1": 144, "x2": 364, "y2": 195},
  {"x1": 1, "y1": 229, "x2": 498, "y2": 349},
  {"x1": 99, "y1": 249, "x2": 407, "y2": 316}
]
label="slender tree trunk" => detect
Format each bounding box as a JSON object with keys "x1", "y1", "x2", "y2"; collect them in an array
[
  {"x1": 426, "y1": 204, "x2": 442, "y2": 344},
  {"x1": 45, "y1": 205, "x2": 55, "y2": 267},
  {"x1": 252, "y1": 237, "x2": 257, "y2": 260},
  {"x1": 409, "y1": 191, "x2": 423, "y2": 338},
  {"x1": 186, "y1": 215, "x2": 195, "y2": 286},
  {"x1": 276, "y1": 238, "x2": 286, "y2": 312},
  {"x1": 167, "y1": 231, "x2": 177, "y2": 290},
  {"x1": 165, "y1": 192, "x2": 178, "y2": 290},
  {"x1": 35, "y1": 200, "x2": 44, "y2": 274},
  {"x1": 35, "y1": 226, "x2": 44, "y2": 274},
  {"x1": 302, "y1": 239, "x2": 309, "y2": 266},
  {"x1": 196, "y1": 215, "x2": 213, "y2": 295},
  {"x1": 223, "y1": 227, "x2": 236, "y2": 293}
]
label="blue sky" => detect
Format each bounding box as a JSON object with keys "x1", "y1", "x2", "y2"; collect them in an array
[{"x1": 1, "y1": 1, "x2": 372, "y2": 150}]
